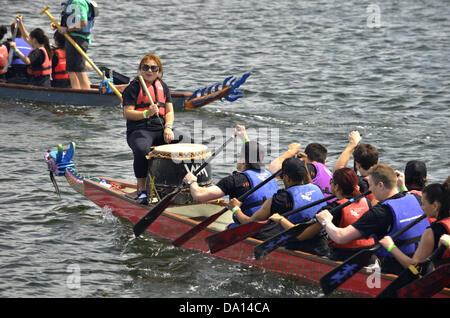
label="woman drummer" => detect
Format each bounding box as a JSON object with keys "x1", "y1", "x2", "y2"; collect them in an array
[{"x1": 122, "y1": 54, "x2": 183, "y2": 205}]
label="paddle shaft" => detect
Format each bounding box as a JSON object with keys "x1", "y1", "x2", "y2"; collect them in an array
[
  {"x1": 253, "y1": 190, "x2": 371, "y2": 260},
  {"x1": 6, "y1": 18, "x2": 20, "y2": 69},
  {"x1": 133, "y1": 134, "x2": 235, "y2": 237},
  {"x1": 172, "y1": 169, "x2": 283, "y2": 247},
  {"x1": 320, "y1": 213, "x2": 427, "y2": 296},
  {"x1": 206, "y1": 193, "x2": 336, "y2": 254},
  {"x1": 40, "y1": 6, "x2": 123, "y2": 101}
]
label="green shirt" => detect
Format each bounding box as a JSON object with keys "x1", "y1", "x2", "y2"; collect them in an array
[{"x1": 67, "y1": 0, "x2": 92, "y2": 44}]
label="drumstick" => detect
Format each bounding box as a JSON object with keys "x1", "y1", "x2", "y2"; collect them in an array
[{"x1": 138, "y1": 75, "x2": 165, "y2": 128}]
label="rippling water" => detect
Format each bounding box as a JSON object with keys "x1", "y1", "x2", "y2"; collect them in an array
[{"x1": 0, "y1": 0, "x2": 449, "y2": 299}]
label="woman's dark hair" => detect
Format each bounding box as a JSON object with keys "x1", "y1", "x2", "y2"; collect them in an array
[
  {"x1": 422, "y1": 177, "x2": 450, "y2": 220},
  {"x1": 0, "y1": 25, "x2": 7, "y2": 41},
  {"x1": 333, "y1": 168, "x2": 361, "y2": 198},
  {"x1": 53, "y1": 30, "x2": 66, "y2": 48},
  {"x1": 404, "y1": 160, "x2": 427, "y2": 190},
  {"x1": 240, "y1": 140, "x2": 264, "y2": 171},
  {"x1": 30, "y1": 28, "x2": 53, "y2": 60},
  {"x1": 281, "y1": 157, "x2": 311, "y2": 184}
]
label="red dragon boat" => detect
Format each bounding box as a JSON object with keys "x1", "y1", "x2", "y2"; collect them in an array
[{"x1": 44, "y1": 142, "x2": 450, "y2": 298}]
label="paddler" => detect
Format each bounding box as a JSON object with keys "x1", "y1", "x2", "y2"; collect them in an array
[
  {"x1": 9, "y1": 15, "x2": 52, "y2": 87},
  {"x1": 183, "y1": 125, "x2": 279, "y2": 229},
  {"x1": 0, "y1": 25, "x2": 8, "y2": 81},
  {"x1": 272, "y1": 167, "x2": 376, "y2": 262},
  {"x1": 5, "y1": 20, "x2": 32, "y2": 84},
  {"x1": 229, "y1": 157, "x2": 329, "y2": 257},
  {"x1": 333, "y1": 130, "x2": 379, "y2": 205},
  {"x1": 316, "y1": 163, "x2": 430, "y2": 275},
  {"x1": 379, "y1": 177, "x2": 450, "y2": 269},
  {"x1": 268, "y1": 141, "x2": 333, "y2": 200}
]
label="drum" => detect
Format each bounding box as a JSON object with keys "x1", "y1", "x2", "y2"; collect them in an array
[{"x1": 147, "y1": 143, "x2": 213, "y2": 204}]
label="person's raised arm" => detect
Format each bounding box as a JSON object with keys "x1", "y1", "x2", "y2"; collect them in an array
[
  {"x1": 268, "y1": 143, "x2": 301, "y2": 174},
  {"x1": 333, "y1": 130, "x2": 362, "y2": 173}
]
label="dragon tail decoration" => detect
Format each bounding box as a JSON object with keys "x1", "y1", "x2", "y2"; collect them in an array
[{"x1": 185, "y1": 72, "x2": 250, "y2": 110}]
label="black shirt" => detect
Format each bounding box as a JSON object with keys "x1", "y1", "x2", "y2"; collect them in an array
[{"x1": 216, "y1": 171, "x2": 251, "y2": 200}]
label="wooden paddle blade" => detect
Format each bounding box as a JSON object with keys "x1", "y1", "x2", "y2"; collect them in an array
[
  {"x1": 133, "y1": 188, "x2": 181, "y2": 237},
  {"x1": 397, "y1": 264, "x2": 450, "y2": 298},
  {"x1": 206, "y1": 220, "x2": 269, "y2": 254},
  {"x1": 253, "y1": 220, "x2": 315, "y2": 260},
  {"x1": 172, "y1": 207, "x2": 227, "y2": 247},
  {"x1": 320, "y1": 247, "x2": 376, "y2": 296}
]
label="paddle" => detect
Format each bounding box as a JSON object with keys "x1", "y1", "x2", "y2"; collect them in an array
[
  {"x1": 133, "y1": 134, "x2": 235, "y2": 237},
  {"x1": 206, "y1": 194, "x2": 336, "y2": 254},
  {"x1": 40, "y1": 6, "x2": 123, "y2": 101},
  {"x1": 377, "y1": 244, "x2": 446, "y2": 298},
  {"x1": 172, "y1": 169, "x2": 283, "y2": 247},
  {"x1": 6, "y1": 18, "x2": 20, "y2": 69},
  {"x1": 253, "y1": 191, "x2": 370, "y2": 260},
  {"x1": 320, "y1": 213, "x2": 427, "y2": 296},
  {"x1": 397, "y1": 262, "x2": 450, "y2": 298}
]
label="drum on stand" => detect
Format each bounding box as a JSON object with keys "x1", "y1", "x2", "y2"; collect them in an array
[{"x1": 147, "y1": 143, "x2": 213, "y2": 204}]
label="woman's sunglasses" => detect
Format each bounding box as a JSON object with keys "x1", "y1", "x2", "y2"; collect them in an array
[{"x1": 141, "y1": 65, "x2": 159, "y2": 72}]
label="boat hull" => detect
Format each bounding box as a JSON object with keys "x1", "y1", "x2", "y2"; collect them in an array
[
  {"x1": 78, "y1": 177, "x2": 450, "y2": 298},
  {"x1": 0, "y1": 82, "x2": 190, "y2": 109}
]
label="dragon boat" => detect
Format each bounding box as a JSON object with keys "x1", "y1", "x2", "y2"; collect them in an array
[
  {"x1": 44, "y1": 143, "x2": 450, "y2": 298},
  {"x1": 0, "y1": 72, "x2": 250, "y2": 109}
]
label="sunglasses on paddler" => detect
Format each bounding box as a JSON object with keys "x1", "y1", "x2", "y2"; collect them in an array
[{"x1": 141, "y1": 65, "x2": 159, "y2": 72}]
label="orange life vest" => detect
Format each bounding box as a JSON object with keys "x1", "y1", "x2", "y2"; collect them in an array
[
  {"x1": 438, "y1": 217, "x2": 450, "y2": 260},
  {"x1": 27, "y1": 47, "x2": 52, "y2": 77},
  {"x1": 329, "y1": 197, "x2": 375, "y2": 249},
  {"x1": 52, "y1": 48, "x2": 69, "y2": 80},
  {"x1": 0, "y1": 45, "x2": 8, "y2": 75},
  {"x1": 135, "y1": 79, "x2": 166, "y2": 116}
]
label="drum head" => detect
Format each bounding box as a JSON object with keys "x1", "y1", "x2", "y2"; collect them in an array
[{"x1": 148, "y1": 143, "x2": 211, "y2": 162}]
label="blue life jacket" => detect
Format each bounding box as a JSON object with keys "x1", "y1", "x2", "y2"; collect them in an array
[
  {"x1": 11, "y1": 38, "x2": 32, "y2": 65},
  {"x1": 62, "y1": 0, "x2": 98, "y2": 36},
  {"x1": 227, "y1": 169, "x2": 279, "y2": 229},
  {"x1": 285, "y1": 183, "x2": 326, "y2": 224},
  {"x1": 240, "y1": 169, "x2": 279, "y2": 216},
  {"x1": 377, "y1": 193, "x2": 430, "y2": 258}
]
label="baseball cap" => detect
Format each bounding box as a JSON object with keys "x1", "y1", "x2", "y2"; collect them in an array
[{"x1": 281, "y1": 157, "x2": 308, "y2": 182}]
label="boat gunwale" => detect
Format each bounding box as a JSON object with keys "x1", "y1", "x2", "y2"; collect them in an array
[{"x1": 0, "y1": 81, "x2": 193, "y2": 97}]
